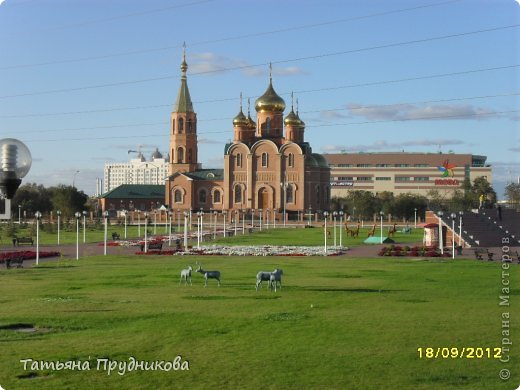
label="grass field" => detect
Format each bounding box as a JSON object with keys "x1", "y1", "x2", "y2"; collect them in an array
[
  {"x1": 0, "y1": 222, "x2": 424, "y2": 248},
  {"x1": 0, "y1": 253, "x2": 518, "y2": 389}
]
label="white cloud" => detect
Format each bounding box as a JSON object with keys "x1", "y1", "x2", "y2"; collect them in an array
[
  {"x1": 346, "y1": 103, "x2": 497, "y2": 121},
  {"x1": 188, "y1": 52, "x2": 304, "y2": 78},
  {"x1": 0, "y1": 0, "x2": 6, "y2": 6}
]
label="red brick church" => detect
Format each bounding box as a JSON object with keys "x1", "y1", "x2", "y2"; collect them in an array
[{"x1": 165, "y1": 51, "x2": 330, "y2": 220}]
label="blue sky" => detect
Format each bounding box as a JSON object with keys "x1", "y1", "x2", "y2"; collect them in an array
[{"x1": 0, "y1": 0, "x2": 518, "y2": 198}]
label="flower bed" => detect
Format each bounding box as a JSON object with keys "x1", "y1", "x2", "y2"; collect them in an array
[
  {"x1": 0, "y1": 251, "x2": 61, "y2": 262},
  {"x1": 135, "y1": 245, "x2": 347, "y2": 257},
  {"x1": 378, "y1": 245, "x2": 451, "y2": 257}
]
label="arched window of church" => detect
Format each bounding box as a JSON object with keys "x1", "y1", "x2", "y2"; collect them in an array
[
  {"x1": 316, "y1": 185, "x2": 320, "y2": 204},
  {"x1": 177, "y1": 147, "x2": 184, "y2": 163},
  {"x1": 172, "y1": 119, "x2": 175, "y2": 134},
  {"x1": 188, "y1": 149, "x2": 193, "y2": 163},
  {"x1": 236, "y1": 153, "x2": 242, "y2": 168},
  {"x1": 234, "y1": 186, "x2": 242, "y2": 203},
  {"x1": 174, "y1": 189, "x2": 182, "y2": 203},
  {"x1": 199, "y1": 189, "x2": 207, "y2": 203},
  {"x1": 187, "y1": 119, "x2": 192, "y2": 133},
  {"x1": 178, "y1": 118, "x2": 184, "y2": 134},
  {"x1": 261, "y1": 152, "x2": 268, "y2": 168},
  {"x1": 213, "y1": 190, "x2": 221, "y2": 203},
  {"x1": 286, "y1": 184, "x2": 294, "y2": 203},
  {"x1": 288, "y1": 153, "x2": 294, "y2": 167},
  {"x1": 266, "y1": 118, "x2": 271, "y2": 134}
]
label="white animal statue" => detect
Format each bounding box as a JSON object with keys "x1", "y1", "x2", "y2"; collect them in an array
[
  {"x1": 269, "y1": 269, "x2": 283, "y2": 292},
  {"x1": 179, "y1": 265, "x2": 192, "y2": 285},
  {"x1": 196, "y1": 263, "x2": 221, "y2": 287}
]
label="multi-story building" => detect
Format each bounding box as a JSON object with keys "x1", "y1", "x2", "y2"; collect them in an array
[
  {"x1": 103, "y1": 149, "x2": 169, "y2": 193},
  {"x1": 324, "y1": 152, "x2": 492, "y2": 197}
]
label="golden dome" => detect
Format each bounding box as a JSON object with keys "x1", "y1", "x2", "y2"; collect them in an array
[
  {"x1": 255, "y1": 81, "x2": 286, "y2": 112},
  {"x1": 233, "y1": 110, "x2": 249, "y2": 127},
  {"x1": 284, "y1": 109, "x2": 299, "y2": 126},
  {"x1": 247, "y1": 114, "x2": 256, "y2": 130},
  {"x1": 295, "y1": 112, "x2": 305, "y2": 128}
]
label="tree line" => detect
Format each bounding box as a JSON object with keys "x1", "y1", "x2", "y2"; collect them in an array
[
  {"x1": 329, "y1": 177, "x2": 499, "y2": 221},
  {"x1": 10, "y1": 183, "x2": 92, "y2": 219}
]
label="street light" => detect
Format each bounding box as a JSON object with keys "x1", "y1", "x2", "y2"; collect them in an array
[
  {"x1": 123, "y1": 210, "x2": 128, "y2": 239},
  {"x1": 379, "y1": 211, "x2": 384, "y2": 244},
  {"x1": 333, "y1": 211, "x2": 337, "y2": 248},
  {"x1": 137, "y1": 210, "x2": 141, "y2": 237},
  {"x1": 0, "y1": 138, "x2": 32, "y2": 220},
  {"x1": 56, "y1": 210, "x2": 61, "y2": 245},
  {"x1": 241, "y1": 209, "x2": 245, "y2": 234},
  {"x1": 251, "y1": 209, "x2": 255, "y2": 231},
  {"x1": 82, "y1": 210, "x2": 87, "y2": 243},
  {"x1": 458, "y1": 211, "x2": 463, "y2": 247},
  {"x1": 144, "y1": 212, "x2": 149, "y2": 253},
  {"x1": 35, "y1": 211, "x2": 42, "y2": 265},
  {"x1": 234, "y1": 210, "x2": 238, "y2": 236},
  {"x1": 414, "y1": 208, "x2": 418, "y2": 228},
  {"x1": 266, "y1": 208, "x2": 270, "y2": 229},
  {"x1": 183, "y1": 211, "x2": 189, "y2": 250},
  {"x1": 18, "y1": 205, "x2": 21, "y2": 224},
  {"x1": 75, "y1": 211, "x2": 81, "y2": 260},
  {"x1": 223, "y1": 210, "x2": 227, "y2": 237},
  {"x1": 197, "y1": 211, "x2": 203, "y2": 248},
  {"x1": 450, "y1": 212, "x2": 457, "y2": 259},
  {"x1": 153, "y1": 211, "x2": 157, "y2": 235},
  {"x1": 213, "y1": 210, "x2": 217, "y2": 239},
  {"x1": 323, "y1": 211, "x2": 329, "y2": 254},
  {"x1": 339, "y1": 210, "x2": 344, "y2": 247},
  {"x1": 438, "y1": 211, "x2": 444, "y2": 255},
  {"x1": 259, "y1": 209, "x2": 263, "y2": 231},
  {"x1": 168, "y1": 210, "x2": 172, "y2": 246},
  {"x1": 103, "y1": 211, "x2": 109, "y2": 256}
]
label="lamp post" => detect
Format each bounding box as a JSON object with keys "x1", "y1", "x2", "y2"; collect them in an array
[
  {"x1": 18, "y1": 205, "x2": 21, "y2": 224},
  {"x1": 213, "y1": 211, "x2": 217, "y2": 239},
  {"x1": 168, "y1": 210, "x2": 172, "y2": 246},
  {"x1": 414, "y1": 208, "x2": 417, "y2": 228},
  {"x1": 153, "y1": 211, "x2": 157, "y2": 235},
  {"x1": 183, "y1": 211, "x2": 188, "y2": 250},
  {"x1": 379, "y1": 211, "x2": 384, "y2": 244},
  {"x1": 137, "y1": 210, "x2": 141, "y2": 238},
  {"x1": 307, "y1": 207, "x2": 311, "y2": 226},
  {"x1": 323, "y1": 211, "x2": 329, "y2": 254},
  {"x1": 82, "y1": 210, "x2": 87, "y2": 243},
  {"x1": 333, "y1": 211, "x2": 337, "y2": 248},
  {"x1": 123, "y1": 210, "x2": 128, "y2": 239},
  {"x1": 242, "y1": 209, "x2": 245, "y2": 234},
  {"x1": 144, "y1": 212, "x2": 149, "y2": 253},
  {"x1": 339, "y1": 210, "x2": 344, "y2": 247},
  {"x1": 251, "y1": 209, "x2": 255, "y2": 231},
  {"x1": 451, "y1": 212, "x2": 457, "y2": 259},
  {"x1": 56, "y1": 210, "x2": 61, "y2": 245},
  {"x1": 266, "y1": 208, "x2": 270, "y2": 229},
  {"x1": 197, "y1": 211, "x2": 202, "y2": 249},
  {"x1": 438, "y1": 211, "x2": 444, "y2": 255},
  {"x1": 200, "y1": 209, "x2": 205, "y2": 243},
  {"x1": 223, "y1": 210, "x2": 227, "y2": 237},
  {"x1": 0, "y1": 139, "x2": 32, "y2": 221},
  {"x1": 75, "y1": 211, "x2": 81, "y2": 260},
  {"x1": 103, "y1": 211, "x2": 109, "y2": 256},
  {"x1": 177, "y1": 208, "x2": 181, "y2": 232},
  {"x1": 234, "y1": 210, "x2": 238, "y2": 236},
  {"x1": 35, "y1": 211, "x2": 42, "y2": 265},
  {"x1": 259, "y1": 209, "x2": 263, "y2": 231},
  {"x1": 458, "y1": 211, "x2": 463, "y2": 246}
]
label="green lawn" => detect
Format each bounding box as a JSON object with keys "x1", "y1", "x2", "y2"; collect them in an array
[{"x1": 0, "y1": 254, "x2": 517, "y2": 389}]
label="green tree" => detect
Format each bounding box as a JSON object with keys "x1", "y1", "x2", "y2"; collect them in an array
[
  {"x1": 471, "y1": 176, "x2": 496, "y2": 207},
  {"x1": 49, "y1": 185, "x2": 89, "y2": 218},
  {"x1": 375, "y1": 191, "x2": 395, "y2": 215},
  {"x1": 345, "y1": 191, "x2": 377, "y2": 220},
  {"x1": 392, "y1": 194, "x2": 428, "y2": 221},
  {"x1": 504, "y1": 182, "x2": 520, "y2": 209},
  {"x1": 11, "y1": 183, "x2": 53, "y2": 217}
]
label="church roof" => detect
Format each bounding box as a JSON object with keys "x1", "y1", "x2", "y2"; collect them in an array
[
  {"x1": 182, "y1": 169, "x2": 224, "y2": 181},
  {"x1": 99, "y1": 184, "x2": 165, "y2": 199}
]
